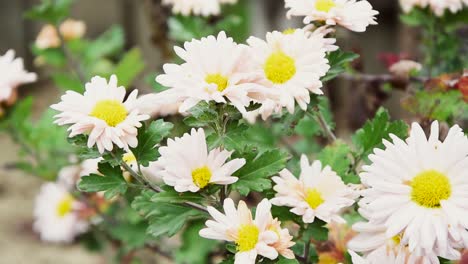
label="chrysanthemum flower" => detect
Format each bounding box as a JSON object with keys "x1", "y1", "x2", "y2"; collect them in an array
[
  {"x1": 58, "y1": 158, "x2": 101, "y2": 190},
  {"x1": 265, "y1": 214, "x2": 295, "y2": 259},
  {"x1": 399, "y1": 0, "x2": 465, "y2": 16},
  {"x1": 51, "y1": 75, "x2": 149, "y2": 153},
  {"x1": 33, "y1": 183, "x2": 89, "y2": 243},
  {"x1": 246, "y1": 29, "x2": 330, "y2": 119},
  {"x1": 200, "y1": 198, "x2": 289, "y2": 264},
  {"x1": 0, "y1": 50, "x2": 37, "y2": 102},
  {"x1": 152, "y1": 128, "x2": 245, "y2": 192},
  {"x1": 59, "y1": 19, "x2": 86, "y2": 41},
  {"x1": 140, "y1": 31, "x2": 268, "y2": 122},
  {"x1": 347, "y1": 210, "x2": 454, "y2": 264},
  {"x1": 285, "y1": 0, "x2": 379, "y2": 32},
  {"x1": 359, "y1": 121, "x2": 468, "y2": 258},
  {"x1": 162, "y1": 0, "x2": 237, "y2": 16},
  {"x1": 271, "y1": 155, "x2": 356, "y2": 224}
]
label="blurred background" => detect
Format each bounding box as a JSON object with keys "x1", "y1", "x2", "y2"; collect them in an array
[{"x1": 0, "y1": 0, "x2": 431, "y2": 263}]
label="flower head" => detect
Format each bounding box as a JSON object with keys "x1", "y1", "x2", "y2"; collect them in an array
[
  {"x1": 162, "y1": 0, "x2": 237, "y2": 16},
  {"x1": 359, "y1": 121, "x2": 468, "y2": 258},
  {"x1": 142, "y1": 31, "x2": 269, "y2": 122},
  {"x1": 400, "y1": 0, "x2": 465, "y2": 16},
  {"x1": 271, "y1": 155, "x2": 356, "y2": 224},
  {"x1": 51, "y1": 75, "x2": 149, "y2": 153},
  {"x1": 246, "y1": 29, "x2": 330, "y2": 120},
  {"x1": 285, "y1": 0, "x2": 379, "y2": 32},
  {"x1": 59, "y1": 19, "x2": 86, "y2": 41},
  {"x1": 200, "y1": 198, "x2": 293, "y2": 264},
  {"x1": 33, "y1": 183, "x2": 89, "y2": 243},
  {"x1": 152, "y1": 128, "x2": 245, "y2": 192},
  {"x1": 0, "y1": 50, "x2": 37, "y2": 102}
]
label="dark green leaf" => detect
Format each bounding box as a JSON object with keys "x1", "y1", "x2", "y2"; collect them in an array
[
  {"x1": 85, "y1": 26, "x2": 124, "y2": 60},
  {"x1": 232, "y1": 149, "x2": 289, "y2": 196},
  {"x1": 322, "y1": 50, "x2": 359, "y2": 82},
  {"x1": 317, "y1": 140, "x2": 357, "y2": 183},
  {"x1": 131, "y1": 120, "x2": 174, "y2": 166},
  {"x1": 183, "y1": 101, "x2": 218, "y2": 128},
  {"x1": 78, "y1": 163, "x2": 127, "y2": 199}
]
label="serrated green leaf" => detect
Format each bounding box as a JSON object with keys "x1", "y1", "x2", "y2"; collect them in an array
[
  {"x1": 78, "y1": 163, "x2": 127, "y2": 199},
  {"x1": 183, "y1": 101, "x2": 218, "y2": 128},
  {"x1": 317, "y1": 140, "x2": 354, "y2": 182},
  {"x1": 147, "y1": 204, "x2": 205, "y2": 238},
  {"x1": 352, "y1": 108, "x2": 409, "y2": 158},
  {"x1": 114, "y1": 48, "x2": 145, "y2": 87},
  {"x1": 85, "y1": 26, "x2": 124, "y2": 60},
  {"x1": 232, "y1": 149, "x2": 289, "y2": 196},
  {"x1": 176, "y1": 220, "x2": 218, "y2": 264},
  {"x1": 150, "y1": 189, "x2": 205, "y2": 204},
  {"x1": 131, "y1": 120, "x2": 174, "y2": 166},
  {"x1": 108, "y1": 222, "x2": 149, "y2": 250},
  {"x1": 168, "y1": 15, "x2": 214, "y2": 42},
  {"x1": 303, "y1": 220, "x2": 328, "y2": 242},
  {"x1": 322, "y1": 50, "x2": 359, "y2": 82}
]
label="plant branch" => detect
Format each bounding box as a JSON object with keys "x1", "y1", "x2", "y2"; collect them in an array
[
  {"x1": 312, "y1": 108, "x2": 337, "y2": 143},
  {"x1": 54, "y1": 23, "x2": 87, "y2": 83},
  {"x1": 303, "y1": 238, "x2": 311, "y2": 264}
]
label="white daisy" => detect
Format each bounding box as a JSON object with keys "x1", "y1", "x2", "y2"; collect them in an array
[
  {"x1": 265, "y1": 213, "x2": 296, "y2": 259},
  {"x1": 33, "y1": 182, "x2": 89, "y2": 243},
  {"x1": 141, "y1": 31, "x2": 268, "y2": 122},
  {"x1": 162, "y1": 0, "x2": 237, "y2": 16},
  {"x1": 359, "y1": 121, "x2": 468, "y2": 258},
  {"x1": 51, "y1": 75, "x2": 149, "y2": 154},
  {"x1": 58, "y1": 158, "x2": 101, "y2": 190},
  {"x1": 348, "y1": 211, "x2": 453, "y2": 264},
  {"x1": 0, "y1": 50, "x2": 37, "y2": 102},
  {"x1": 271, "y1": 155, "x2": 356, "y2": 224},
  {"x1": 152, "y1": 128, "x2": 245, "y2": 192},
  {"x1": 200, "y1": 198, "x2": 283, "y2": 264},
  {"x1": 246, "y1": 29, "x2": 330, "y2": 120},
  {"x1": 285, "y1": 0, "x2": 379, "y2": 32}
]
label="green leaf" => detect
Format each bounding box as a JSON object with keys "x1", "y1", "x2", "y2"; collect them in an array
[
  {"x1": 114, "y1": 48, "x2": 145, "y2": 87},
  {"x1": 31, "y1": 46, "x2": 66, "y2": 67},
  {"x1": 176, "y1": 220, "x2": 218, "y2": 264},
  {"x1": 108, "y1": 222, "x2": 149, "y2": 250},
  {"x1": 131, "y1": 120, "x2": 174, "y2": 166},
  {"x1": 232, "y1": 149, "x2": 289, "y2": 196},
  {"x1": 78, "y1": 162, "x2": 127, "y2": 199},
  {"x1": 151, "y1": 188, "x2": 205, "y2": 204},
  {"x1": 317, "y1": 141, "x2": 359, "y2": 183},
  {"x1": 322, "y1": 50, "x2": 359, "y2": 82},
  {"x1": 85, "y1": 26, "x2": 124, "y2": 60},
  {"x1": 277, "y1": 257, "x2": 300, "y2": 264},
  {"x1": 304, "y1": 220, "x2": 329, "y2": 242},
  {"x1": 24, "y1": 0, "x2": 73, "y2": 24},
  {"x1": 168, "y1": 15, "x2": 214, "y2": 42},
  {"x1": 52, "y1": 72, "x2": 83, "y2": 92},
  {"x1": 352, "y1": 108, "x2": 409, "y2": 158},
  {"x1": 183, "y1": 101, "x2": 218, "y2": 128}
]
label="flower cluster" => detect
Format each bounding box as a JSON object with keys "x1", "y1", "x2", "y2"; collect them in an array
[
  {"x1": 141, "y1": 29, "x2": 332, "y2": 123},
  {"x1": 399, "y1": 0, "x2": 468, "y2": 16},
  {"x1": 36, "y1": 19, "x2": 86, "y2": 50},
  {"x1": 162, "y1": 0, "x2": 238, "y2": 16},
  {"x1": 349, "y1": 121, "x2": 468, "y2": 262}
]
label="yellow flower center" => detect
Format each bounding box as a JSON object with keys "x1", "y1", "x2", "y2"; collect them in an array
[
  {"x1": 56, "y1": 195, "x2": 74, "y2": 217},
  {"x1": 264, "y1": 51, "x2": 296, "y2": 84},
  {"x1": 392, "y1": 234, "x2": 402, "y2": 245},
  {"x1": 305, "y1": 188, "x2": 325, "y2": 209},
  {"x1": 236, "y1": 224, "x2": 259, "y2": 252},
  {"x1": 90, "y1": 100, "x2": 127, "y2": 127},
  {"x1": 315, "y1": 0, "x2": 336, "y2": 12},
  {"x1": 205, "y1": 74, "x2": 229, "y2": 92},
  {"x1": 282, "y1": 28, "x2": 296, "y2": 35},
  {"x1": 410, "y1": 170, "x2": 451, "y2": 208},
  {"x1": 123, "y1": 152, "x2": 136, "y2": 164},
  {"x1": 191, "y1": 166, "x2": 212, "y2": 189}
]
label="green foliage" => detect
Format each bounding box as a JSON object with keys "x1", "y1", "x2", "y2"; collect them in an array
[
  {"x1": 317, "y1": 141, "x2": 359, "y2": 184},
  {"x1": 151, "y1": 187, "x2": 205, "y2": 204},
  {"x1": 52, "y1": 72, "x2": 83, "y2": 92},
  {"x1": 31, "y1": 46, "x2": 66, "y2": 67},
  {"x1": 176, "y1": 220, "x2": 218, "y2": 264},
  {"x1": 131, "y1": 120, "x2": 174, "y2": 166},
  {"x1": 303, "y1": 220, "x2": 329, "y2": 242},
  {"x1": 232, "y1": 149, "x2": 289, "y2": 196},
  {"x1": 322, "y1": 50, "x2": 359, "y2": 82},
  {"x1": 24, "y1": 0, "x2": 73, "y2": 24},
  {"x1": 113, "y1": 48, "x2": 146, "y2": 87},
  {"x1": 405, "y1": 90, "x2": 468, "y2": 122},
  {"x1": 84, "y1": 26, "x2": 125, "y2": 61},
  {"x1": 78, "y1": 162, "x2": 127, "y2": 200},
  {"x1": 183, "y1": 101, "x2": 219, "y2": 128},
  {"x1": 132, "y1": 190, "x2": 206, "y2": 238},
  {"x1": 352, "y1": 108, "x2": 409, "y2": 158}
]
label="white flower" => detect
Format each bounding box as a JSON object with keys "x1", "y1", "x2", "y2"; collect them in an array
[
  {"x1": 264, "y1": 213, "x2": 295, "y2": 259},
  {"x1": 0, "y1": 50, "x2": 37, "y2": 102},
  {"x1": 35, "y1": 24, "x2": 61, "y2": 49},
  {"x1": 348, "y1": 212, "x2": 451, "y2": 264},
  {"x1": 399, "y1": 0, "x2": 465, "y2": 16},
  {"x1": 359, "y1": 121, "x2": 468, "y2": 259},
  {"x1": 59, "y1": 19, "x2": 86, "y2": 41},
  {"x1": 271, "y1": 155, "x2": 356, "y2": 224},
  {"x1": 162, "y1": 0, "x2": 237, "y2": 16},
  {"x1": 302, "y1": 25, "x2": 339, "y2": 52},
  {"x1": 285, "y1": 0, "x2": 379, "y2": 32},
  {"x1": 51, "y1": 75, "x2": 149, "y2": 154},
  {"x1": 141, "y1": 31, "x2": 267, "y2": 122},
  {"x1": 152, "y1": 128, "x2": 245, "y2": 192},
  {"x1": 245, "y1": 29, "x2": 330, "y2": 120},
  {"x1": 200, "y1": 198, "x2": 286, "y2": 264},
  {"x1": 33, "y1": 183, "x2": 89, "y2": 243},
  {"x1": 389, "y1": 60, "x2": 422, "y2": 79}
]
